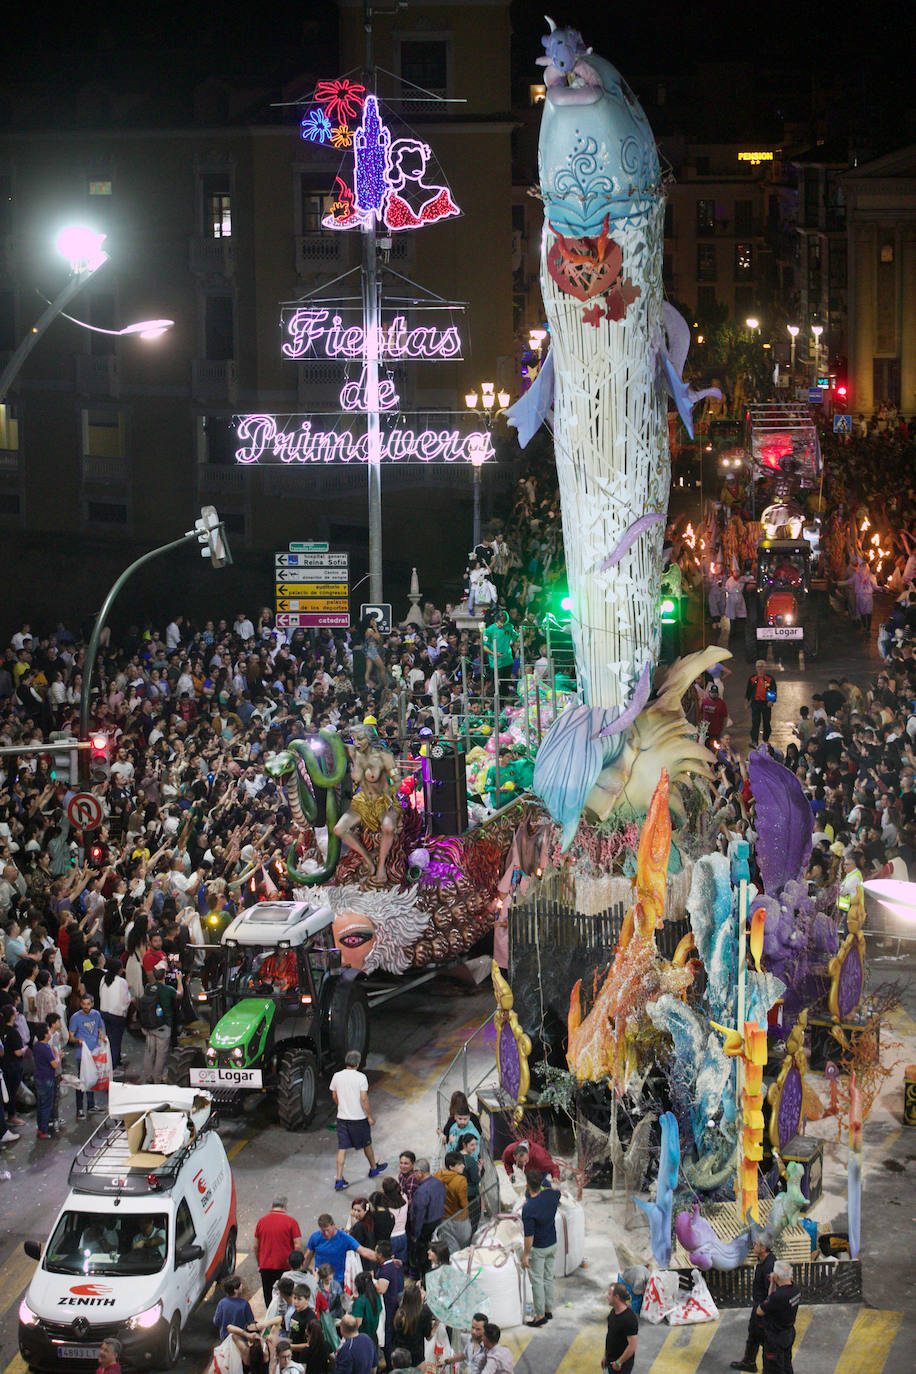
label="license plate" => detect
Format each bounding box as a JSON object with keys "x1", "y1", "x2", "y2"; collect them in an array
[
  {"x1": 57, "y1": 1347, "x2": 101, "y2": 1359},
  {"x1": 757, "y1": 626, "x2": 803, "y2": 640},
  {"x1": 189, "y1": 1067, "x2": 263, "y2": 1088}
]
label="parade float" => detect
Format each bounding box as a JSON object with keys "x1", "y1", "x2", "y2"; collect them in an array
[{"x1": 220, "y1": 16, "x2": 891, "y2": 1312}]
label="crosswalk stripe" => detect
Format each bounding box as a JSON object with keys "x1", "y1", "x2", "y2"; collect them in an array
[
  {"x1": 3, "y1": 1354, "x2": 28, "y2": 1374},
  {"x1": 645, "y1": 1318, "x2": 719, "y2": 1373},
  {"x1": 0, "y1": 1250, "x2": 37, "y2": 1320},
  {"x1": 792, "y1": 1306, "x2": 815, "y2": 1350},
  {"x1": 503, "y1": 1326, "x2": 537, "y2": 1364},
  {"x1": 834, "y1": 1308, "x2": 903, "y2": 1374},
  {"x1": 204, "y1": 1250, "x2": 249, "y2": 1302},
  {"x1": 553, "y1": 1320, "x2": 605, "y2": 1373}
]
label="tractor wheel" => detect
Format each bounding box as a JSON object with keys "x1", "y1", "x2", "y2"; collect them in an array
[
  {"x1": 277, "y1": 1047, "x2": 319, "y2": 1131},
  {"x1": 165, "y1": 1044, "x2": 204, "y2": 1087},
  {"x1": 327, "y1": 981, "x2": 370, "y2": 1068}
]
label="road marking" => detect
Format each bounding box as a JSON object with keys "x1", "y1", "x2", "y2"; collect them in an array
[
  {"x1": 205, "y1": 1251, "x2": 249, "y2": 1302},
  {"x1": 645, "y1": 1318, "x2": 719, "y2": 1373},
  {"x1": 502, "y1": 1326, "x2": 536, "y2": 1364},
  {"x1": 0, "y1": 1249, "x2": 37, "y2": 1319},
  {"x1": 3, "y1": 1355, "x2": 27, "y2": 1374},
  {"x1": 793, "y1": 1305, "x2": 815, "y2": 1350},
  {"x1": 834, "y1": 1308, "x2": 903, "y2": 1374},
  {"x1": 227, "y1": 1134, "x2": 254, "y2": 1161},
  {"x1": 553, "y1": 1320, "x2": 605, "y2": 1372}
]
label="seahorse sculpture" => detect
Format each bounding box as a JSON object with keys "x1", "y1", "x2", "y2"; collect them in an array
[
  {"x1": 767, "y1": 1160, "x2": 809, "y2": 1238},
  {"x1": 264, "y1": 732, "x2": 348, "y2": 885}
]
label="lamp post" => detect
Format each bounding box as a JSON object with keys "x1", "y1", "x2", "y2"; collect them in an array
[
  {"x1": 0, "y1": 227, "x2": 173, "y2": 402},
  {"x1": 464, "y1": 380, "x2": 508, "y2": 547},
  {"x1": 811, "y1": 324, "x2": 823, "y2": 385},
  {"x1": 787, "y1": 324, "x2": 799, "y2": 378},
  {"x1": 745, "y1": 315, "x2": 759, "y2": 337}
]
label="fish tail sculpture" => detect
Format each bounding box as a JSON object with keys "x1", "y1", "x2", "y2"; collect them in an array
[
  {"x1": 634, "y1": 1109, "x2": 679, "y2": 1267},
  {"x1": 674, "y1": 1203, "x2": 753, "y2": 1271}
]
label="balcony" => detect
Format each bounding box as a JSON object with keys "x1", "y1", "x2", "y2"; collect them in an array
[
  {"x1": 191, "y1": 359, "x2": 238, "y2": 404},
  {"x1": 0, "y1": 449, "x2": 20, "y2": 475},
  {"x1": 197, "y1": 463, "x2": 249, "y2": 500},
  {"x1": 189, "y1": 236, "x2": 236, "y2": 277},
  {"x1": 295, "y1": 233, "x2": 348, "y2": 276},
  {"x1": 82, "y1": 455, "x2": 129, "y2": 486},
  {"x1": 76, "y1": 354, "x2": 121, "y2": 397}
]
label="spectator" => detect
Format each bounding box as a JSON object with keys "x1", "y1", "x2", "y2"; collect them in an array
[
  {"x1": 255, "y1": 1197, "x2": 303, "y2": 1307},
  {"x1": 406, "y1": 1159, "x2": 445, "y2": 1277},
  {"x1": 329, "y1": 1049, "x2": 386, "y2": 1192},
  {"x1": 520, "y1": 1169, "x2": 561, "y2": 1327}
]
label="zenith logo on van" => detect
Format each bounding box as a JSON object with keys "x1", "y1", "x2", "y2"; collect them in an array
[{"x1": 59, "y1": 1284, "x2": 116, "y2": 1307}]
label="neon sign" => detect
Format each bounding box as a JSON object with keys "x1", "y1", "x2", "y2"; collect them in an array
[
  {"x1": 280, "y1": 309, "x2": 463, "y2": 362},
  {"x1": 738, "y1": 150, "x2": 774, "y2": 164},
  {"x1": 235, "y1": 414, "x2": 494, "y2": 466},
  {"x1": 300, "y1": 81, "x2": 460, "y2": 233}
]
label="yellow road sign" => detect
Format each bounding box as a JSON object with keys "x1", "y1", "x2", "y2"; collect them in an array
[
  {"x1": 276, "y1": 598, "x2": 349, "y2": 613},
  {"x1": 275, "y1": 583, "x2": 348, "y2": 598}
]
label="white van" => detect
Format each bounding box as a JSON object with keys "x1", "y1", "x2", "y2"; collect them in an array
[{"x1": 19, "y1": 1084, "x2": 237, "y2": 1371}]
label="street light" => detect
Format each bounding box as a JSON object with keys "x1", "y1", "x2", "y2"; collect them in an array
[
  {"x1": 745, "y1": 316, "x2": 760, "y2": 331},
  {"x1": 787, "y1": 324, "x2": 799, "y2": 376},
  {"x1": 464, "y1": 380, "x2": 508, "y2": 547},
  {"x1": 811, "y1": 324, "x2": 823, "y2": 384}
]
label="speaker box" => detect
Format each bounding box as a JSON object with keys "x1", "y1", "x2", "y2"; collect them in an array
[{"x1": 428, "y1": 740, "x2": 468, "y2": 835}]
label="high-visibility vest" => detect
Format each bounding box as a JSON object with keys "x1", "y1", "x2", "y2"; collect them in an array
[{"x1": 838, "y1": 868, "x2": 862, "y2": 910}]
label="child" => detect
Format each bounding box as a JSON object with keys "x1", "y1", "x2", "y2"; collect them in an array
[
  {"x1": 458, "y1": 1133, "x2": 482, "y2": 1227},
  {"x1": 314, "y1": 1263, "x2": 344, "y2": 1321}
]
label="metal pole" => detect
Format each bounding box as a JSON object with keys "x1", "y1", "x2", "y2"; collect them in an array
[
  {"x1": 460, "y1": 655, "x2": 470, "y2": 752},
  {"x1": 472, "y1": 462, "x2": 481, "y2": 549},
  {"x1": 519, "y1": 628, "x2": 531, "y2": 756},
  {"x1": 398, "y1": 679, "x2": 407, "y2": 742},
  {"x1": 363, "y1": 6, "x2": 383, "y2": 603},
  {"x1": 79, "y1": 531, "x2": 198, "y2": 751},
  {"x1": 550, "y1": 656, "x2": 558, "y2": 723},
  {"x1": 0, "y1": 263, "x2": 107, "y2": 402},
  {"x1": 493, "y1": 650, "x2": 501, "y2": 798}
]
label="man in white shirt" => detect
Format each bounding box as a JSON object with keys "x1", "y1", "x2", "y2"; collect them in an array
[
  {"x1": 329, "y1": 1050, "x2": 386, "y2": 1192},
  {"x1": 234, "y1": 614, "x2": 255, "y2": 641},
  {"x1": 110, "y1": 748, "x2": 135, "y2": 787},
  {"x1": 164, "y1": 618, "x2": 183, "y2": 650}
]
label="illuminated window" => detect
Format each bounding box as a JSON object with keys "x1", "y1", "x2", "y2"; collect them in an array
[
  {"x1": 199, "y1": 414, "x2": 237, "y2": 467},
  {"x1": 300, "y1": 175, "x2": 331, "y2": 233},
  {"x1": 84, "y1": 410, "x2": 124, "y2": 458},
  {"x1": 89, "y1": 180, "x2": 112, "y2": 196},
  {"x1": 201, "y1": 173, "x2": 232, "y2": 238},
  {"x1": 0, "y1": 402, "x2": 18, "y2": 451},
  {"x1": 529, "y1": 84, "x2": 546, "y2": 105},
  {"x1": 697, "y1": 244, "x2": 717, "y2": 282},
  {"x1": 734, "y1": 243, "x2": 753, "y2": 278},
  {"x1": 696, "y1": 200, "x2": 715, "y2": 236}
]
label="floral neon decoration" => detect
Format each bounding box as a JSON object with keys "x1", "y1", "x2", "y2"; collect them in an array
[{"x1": 301, "y1": 84, "x2": 460, "y2": 232}]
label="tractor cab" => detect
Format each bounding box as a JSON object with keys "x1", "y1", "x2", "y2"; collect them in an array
[{"x1": 747, "y1": 539, "x2": 820, "y2": 664}]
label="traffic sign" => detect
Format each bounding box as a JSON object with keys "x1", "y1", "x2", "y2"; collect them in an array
[
  {"x1": 808, "y1": 388, "x2": 823, "y2": 404},
  {"x1": 833, "y1": 414, "x2": 852, "y2": 434},
  {"x1": 67, "y1": 792, "x2": 103, "y2": 832},
  {"x1": 276, "y1": 612, "x2": 350, "y2": 628},
  {"x1": 275, "y1": 583, "x2": 349, "y2": 597},
  {"x1": 277, "y1": 598, "x2": 350, "y2": 613},
  {"x1": 289, "y1": 541, "x2": 329, "y2": 553},
  {"x1": 360, "y1": 603, "x2": 392, "y2": 633},
  {"x1": 275, "y1": 552, "x2": 348, "y2": 568},
  {"x1": 274, "y1": 566, "x2": 349, "y2": 582}
]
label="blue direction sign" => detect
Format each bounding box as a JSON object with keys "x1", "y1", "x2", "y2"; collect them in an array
[{"x1": 808, "y1": 388, "x2": 823, "y2": 405}]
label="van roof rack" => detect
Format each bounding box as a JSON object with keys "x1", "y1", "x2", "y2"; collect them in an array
[{"x1": 68, "y1": 1113, "x2": 209, "y2": 1197}]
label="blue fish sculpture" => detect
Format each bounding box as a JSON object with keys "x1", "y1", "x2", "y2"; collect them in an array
[{"x1": 634, "y1": 1110, "x2": 679, "y2": 1267}]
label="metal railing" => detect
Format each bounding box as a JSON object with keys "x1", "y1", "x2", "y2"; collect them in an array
[{"x1": 435, "y1": 1009, "x2": 497, "y2": 1133}]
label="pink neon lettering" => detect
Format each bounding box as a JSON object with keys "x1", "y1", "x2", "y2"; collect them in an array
[
  {"x1": 234, "y1": 415, "x2": 494, "y2": 466},
  {"x1": 282, "y1": 311, "x2": 463, "y2": 363},
  {"x1": 339, "y1": 367, "x2": 399, "y2": 413}
]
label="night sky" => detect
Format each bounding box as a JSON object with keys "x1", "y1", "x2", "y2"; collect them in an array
[{"x1": 1, "y1": 1, "x2": 912, "y2": 146}]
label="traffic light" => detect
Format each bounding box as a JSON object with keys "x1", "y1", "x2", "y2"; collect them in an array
[
  {"x1": 89, "y1": 732, "x2": 110, "y2": 780},
  {"x1": 194, "y1": 505, "x2": 232, "y2": 568},
  {"x1": 49, "y1": 732, "x2": 79, "y2": 785},
  {"x1": 89, "y1": 842, "x2": 106, "y2": 868}
]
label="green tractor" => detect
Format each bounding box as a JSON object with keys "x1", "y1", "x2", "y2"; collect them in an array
[{"x1": 167, "y1": 901, "x2": 370, "y2": 1131}]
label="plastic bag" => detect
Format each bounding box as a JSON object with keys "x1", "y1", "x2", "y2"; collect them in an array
[
  {"x1": 79, "y1": 1050, "x2": 98, "y2": 1091},
  {"x1": 320, "y1": 1309, "x2": 340, "y2": 1352},
  {"x1": 425, "y1": 1322, "x2": 454, "y2": 1364},
  {"x1": 640, "y1": 1270, "x2": 680, "y2": 1324},
  {"x1": 666, "y1": 1270, "x2": 719, "y2": 1325},
  {"x1": 343, "y1": 1247, "x2": 362, "y2": 1297},
  {"x1": 209, "y1": 1334, "x2": 244, "y2": 1374},
  {"x1": 91, "y1": 1042, "x2": 112, "y2": 1093}
]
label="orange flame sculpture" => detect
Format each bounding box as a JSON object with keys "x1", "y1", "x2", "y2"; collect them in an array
[{"x1": 711, "y1": 1018, "x2": 768, "y2": 1220}]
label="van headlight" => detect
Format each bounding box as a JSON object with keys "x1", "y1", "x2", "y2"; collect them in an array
[
  {"x1": 18, "y1": 1299, "x2": 38, "y2": 1325},
  {"x1": 126, "y1": 1302, "x2": 162, "y2": 1330}
]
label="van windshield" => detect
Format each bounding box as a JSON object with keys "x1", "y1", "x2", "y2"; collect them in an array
[{"x1": 45, "y1": 1211, "x2": 169, "y2": 1276}]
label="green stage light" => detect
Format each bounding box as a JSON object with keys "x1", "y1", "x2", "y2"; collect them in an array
[
  {"x1": 660, "y1": 596, "x2": 677, "y2": 623},
  {"x1": 560, "y1": 595, "x2": 572, "y2": 612}
]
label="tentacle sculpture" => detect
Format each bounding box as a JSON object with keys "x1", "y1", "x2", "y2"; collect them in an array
[{"x1": 265, "y1": 732, "x2": 348, "y2": 885}]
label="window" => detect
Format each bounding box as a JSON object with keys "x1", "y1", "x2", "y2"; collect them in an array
[
  {"x1": 734, "y1": 285, "x2": 756, "y2": 315},
  {"x1": 0, "y1": 174, "x2": 12, "y2": 234},
  {"x1": 696, "y1": 200, "x2": 715, "y2": 236},
  {"x1": 84, "y1": 410, "x2": 124, "y2": 458},
  {"x1": 205, "y1": 296, "x2": 235, "y2": 361},
  {"x1": 734, "y1": 243, "x2": 754, "y2": 278},
  {"x1": 200, "y1": 414, "x2": 237, "y2": 466},
  {"x1": 0, "y1": 492, "x2": 20, "y2": 516},
  {"x1": 87, "y1": 501, "x2": 128, "y2": 524},
  {"x1": 695, "y1": 156, "x2": 710, "y2": 176},
  {"x1": 221, "y1": 511, "x2": 246, "y2": 536},
  {"x1": 399, "y1": 40, "x2": 448, "y2": 94},
  {"x1": 696, "y1": 285, "x2": 717, "y2": 312},
  {"x1": 804, "y1": 174, "x2": 820, "y2": 225},
  {"x1": 696, "y1": 244, "x2": 717, "y2": 282},
  {"x1": 88, "y1": 180, "x2": 112, "y2": 196},
  {"x1": 300, "y1": 175, "x2": 332, "y2": 234},
  {"x1": 201, "y1": 173, "x2": 232, "y2": 239},
  {"x1": 734, "y1": 200, "x2": 753, "y2": 235},
  {"x1": 0, "y1": 402, "x2": 18, "y2": 451},
  {"x1": 175, "y1": 1200, "x2": 196, "y2": 1251},
  {"x1": 0, "y1": 290, "x2": 15, "y2": 351},
  {"x1": 829, "y1": 244, "x2": 847, "y2": 290}
]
